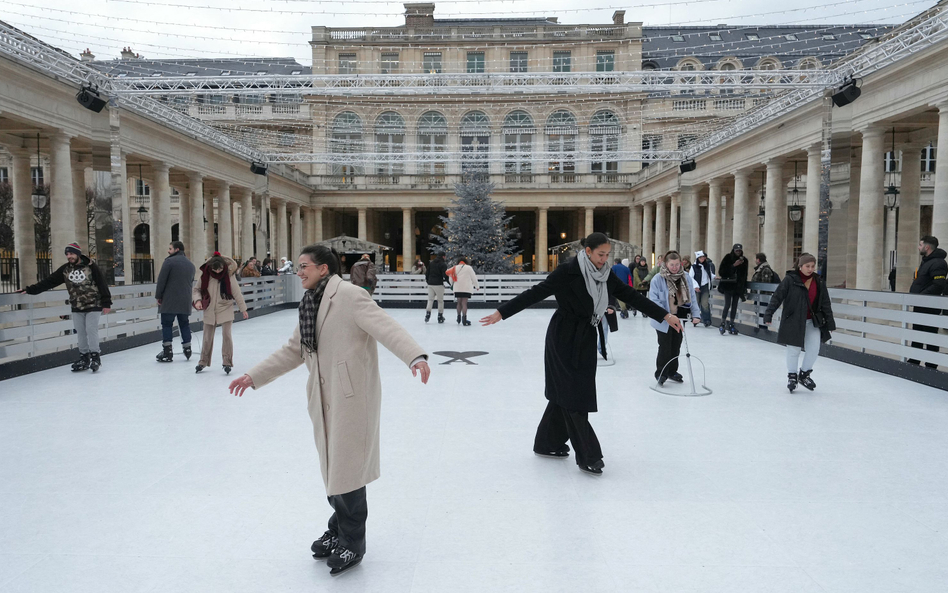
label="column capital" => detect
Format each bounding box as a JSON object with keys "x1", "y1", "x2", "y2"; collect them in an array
[
  {"x1": 856, "y1": 125, "x2": 886, "y2": 139},
  {"x1": 708, "y1": 178, "x2": 723, "y2": 190},
  {"x1": 49, "y1": 130, "x2": 75, "y2": 144},
  {"x1": 807, "y1": 142, "x2": 822, "y2": 155},
  {"x1": 731, "y1": 167, "x2": 754, "y2": 180},
  {"x1": 218, "y1": 180, "x2": 231, "y2": 190},
  {"x1": 152, "y1": 161, "x2": 170, "y2": 174},
  {"x1": 765, "y1": 157, "x2": 786, "y2": 168},
  {"x1": 187, "y1": 171, "x2": 203, "y2": 183}
]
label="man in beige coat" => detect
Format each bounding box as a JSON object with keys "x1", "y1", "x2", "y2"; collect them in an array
[{"x1": 229, "y1": 244, "x2": 430, "y2": 576}]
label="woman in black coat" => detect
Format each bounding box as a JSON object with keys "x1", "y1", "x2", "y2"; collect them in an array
[
  {"x1": 763, "y1": 253, "x2": 836, "y2": 392},
  {"x1": 716, "y1": 243, "x2": 749, "y2": 335},
  {"x1": 481, "y1": 233, "x2": 681, "y2": 476}
]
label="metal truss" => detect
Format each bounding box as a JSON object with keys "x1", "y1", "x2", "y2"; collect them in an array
[
  {"x1": 265, "y1": 150, "x2": 684, "y2": 164},
  {"x1": 108, "y1": 71, "x2": 836, "y2": 97}
]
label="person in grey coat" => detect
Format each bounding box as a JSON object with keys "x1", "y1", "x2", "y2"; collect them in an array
[{"x1": 155, "y1": 241, "x2": 196, "y2": 362}]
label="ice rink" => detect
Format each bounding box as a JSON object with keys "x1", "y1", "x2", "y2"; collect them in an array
[{"x1": 1, "y1": 307, "x2": 947, "y2": 593}]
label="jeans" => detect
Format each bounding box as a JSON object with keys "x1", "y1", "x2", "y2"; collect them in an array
[
  {"x1": 72, "y1": 311, "x2": 101, "y2": 354},
  {"x1": 160, "y1": 313, "x2": 192, "y2": 347},
  {"x1": 327, "y1": 486, "x2": 368, "y2": 556},
  {"x1": 786, "y1": 322, "x2": 822, "y2": 373},
  {"x1": 695, "y1": 287, "x2": 711, "y2": 324}
]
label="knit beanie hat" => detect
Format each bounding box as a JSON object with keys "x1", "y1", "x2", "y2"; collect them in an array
[{"x1": 65, "y1": 242, "x2": 82, "y2": 256}]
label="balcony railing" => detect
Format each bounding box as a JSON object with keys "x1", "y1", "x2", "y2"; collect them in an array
[{"x1": 310, "y1": 172, "x2": 635, "y2": 188}]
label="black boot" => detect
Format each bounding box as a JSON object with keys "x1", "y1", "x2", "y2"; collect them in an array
[
  {"x1": 719, "y1": 323, "x2": 727, "y2": 335},
  {"x1": 156, "y1": 343, "x2": 173, "y2": 363},
  {"x1": 183, "y1": 344, "x2": 192, "y2": 360},
  {"x1": 787, "y1": 372, "x2": 798, "y2": 393},
  {"x1": 195, "y1": 364, "x2": 205, "y2": 373},
  {"x1": 327, "y1": 546, "x2": 363, "y2": 576},
  {"x1": 457, "y1": 313, "x2": 462, "y2": 324},
  {"x1": 462, "y1": 315, "x2": 471, "y2": 326},
  {"x1": 71, "y1": 353, "x2": 91, "y2": 372},
  {"x1": 798, "y1": 369, "x2": 816, "y2": 391},
  {"x1": 425, "y1": 311, "x2": 431, "y2": 323},
  {"x1": 89, "y1": 352, "x2": 101, "y2": 372},
  {"x1": 728, "y1": 321, "x2": 739, "y2": 335},
  {"x1": 311, "y1": 530, "x2": 338, "y2": 559},
  {"x1": 223, "y1": 365, "x2": 232, "y2": 375},
  {"x1": 437, "y1": 313, "x2": 445, "y2": 324}
]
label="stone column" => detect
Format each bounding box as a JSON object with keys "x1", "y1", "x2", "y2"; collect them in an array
[
  {"x1": 358, "y1": 207, "x2": 368, "y2": 240},
  {"x1": 71, "y1": 155, "x2": 88, "y2": 247},
  {"x1": 654, "y1": 197, "x2": 668, "y2": 257},
  {"x1": 205, "y1": 187, "x2": 216, "y2": 257},
  {"x1": 188, "y1": 173, "x2": 204, "y2": 264},
  {"x1": 179, "y1": 185, "x2": 191, "y2": 258},
  {"x1": 804, "y1": 143, "x2": 822, "y2": 256},
  {"x1": 896, "y1": 143, "x2": 924, "y2": 292},
  {"x1": 260, "y1": 191, "x2": 272, "y2": 259},
  {"x1": 290, "y1": 202, "x2": 302, "y2": 262},
  {"x1": 584, "y1": 207, "x2": 594, "y2": 237},
  {"x1": 856, "y1": 127, "x2": 886, "y2": 290},
  {"x1": 669, "y1": 194, "x2": 680, "y2": 253},
  {"x1": 402, "y1": 207, "x2": 412, "y2": 271},
  {"x1": 932, "y1": 103, "x2": 948, "y2": 241},
  {"x1": 49, "y1": 132, "x2": 76, "y2": 268},
  {"x1": 732, "y1": 169, "x2": 751, "y2": 252},
  {"x1": 152, "y1": 162, "x2": 171, "y2": 260},
  {"x1": 277, "y1": 199, "x2": 288, "y2": 263},
  {"x1": 239, "y1": 188, "x2": 254, "y2": 260},
  {"x1": 642, "y1": 201, "x2": 654, "y2": 262},
  {"x1": 763, "y1": 158, "x2": 787, "y2": 273},
  {"x1": 707, "y1": 180, "x2": 722, "y2": 263},
  {"x1": 10, "y1": 150, "x2": 37, "y2": 286},
  {"x1": 630, "y1": 205, "x2": 643, "y2": 253},
  {"x1": 723, "y1": 192, "x2": 734, "y2": 258},
  {"x1": 217, "y1": 181, "x2": 232, "y2": 257},
  {"x1": 537, "y1": 207, "x2": 548, "y2": 272},
  {"x1": 314, "y1": 207, "x2": 324, "y2": 243},
  {"x1": 679, "y1": 187, "x2": 696, "y2": 258}
]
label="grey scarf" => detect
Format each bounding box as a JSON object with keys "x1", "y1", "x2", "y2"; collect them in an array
[
  {"x1": 576, "y1": 250, "x2": 612, "y2": 326},
  {"x1": 299, "y1": 275, "x2": 331, "y2": 355}
]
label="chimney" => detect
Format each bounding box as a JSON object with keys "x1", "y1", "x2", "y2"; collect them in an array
[
  {"x1": 120, "y1": 47, "x2": 137, "y2": 59},
  {"x1": 404, "y1": 2, "x2": 435, "y2": 27},
  {"x1": 612, "y1": 10, "x2": 625, "y2": 25},
  {"x1": 80, "y1": 48, "x2": 95, "y2": 62}
]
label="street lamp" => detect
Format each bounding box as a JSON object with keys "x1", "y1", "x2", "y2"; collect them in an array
[
  {"x1": 884, "y1": 127, "x2": 900, "y2": 210},
  {"x1": 758, "y1": 172, "x2": 766, "y2": 227},
  {"x1": 788, "y1": 161, "x2": 803, "y2": 222},
  {"x1": 30, "y1": 133, "x2": 46, "y2": 209}
]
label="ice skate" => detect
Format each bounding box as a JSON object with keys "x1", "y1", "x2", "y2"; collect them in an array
[
  {"x1": 71, "y1": 353, "x2": 90, "y2": 372},
  {"x1": 311, "y1": 530, "x2": 337, "y2": 559},
  {"x1": 718, "y1": 324, "x2": 727, "y2": 335},
  {"x1": 728, "y1": 322, "x2": 739, "y2": 335},
  {"x1": 183, "y1": 345, "x2": 192, "y2": 360},
  {"x1": 462, "y1": 315, "x2": 471, "y2": 326},
  {"x1": 437, "y1": 313, "x2": 445, "y2": 324},
  {"x1": 424, "y1": 311, "x2": 431, "y2": 323},
  {"x1": 787, "y1": 372, "x2": 798, "y2": 392},
  {"x1": 195, "y1": 364, "x2": 205, "y2": 373},
  {"x1": 223, "y1": 365, "x2": 232, "y2": 375},
  {"x1": 328, "y1": 547, "x2": 363, "y2": 576},
  {"x1": 798, "y1": 369, "x2": 816, "y2": 391},
  {"x1": 156, "y1": 344, "x2": 173, "y2": 363},
  {"x1": 89, "y1": 352, "x2": 101, "y2": 372}
]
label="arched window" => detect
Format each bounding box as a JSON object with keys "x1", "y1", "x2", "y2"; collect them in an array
[
  {"x1": 503, "y1": 111, "x2": 534, "y2": 178},
  {"x1": 717, "y1": 60, "x2": 740, "y2": 94},
  {"x1": 460, "y1": 111, "x2": 490, "y2": 174},
  {"x1": 375, "y1": 112, "x2": 405, "y2": 175},
  {"x1": 676, "y1": 58, "x2": 702, "y2": 71},
  {"x1": 546, "y1": 110, "x2": 577, "y2": 177},
  {"x1": 331, "y1": 111, "x2": 363, "y2": 178},
  {"x1": 590, "y1": 110, "x2": 619, "y2": 176},
  {"x1": 757, "y1": 57, "x2": 781, "y2": 70},
  {"x1": 418, "y1": 111, "x2": 447, "y2": 177},
  {"x1": 797, "y1": 57, "x2": 820, "y2": 70},
  {"x1": 642, "y1": 61, "x2": 659, "y2": 71}
]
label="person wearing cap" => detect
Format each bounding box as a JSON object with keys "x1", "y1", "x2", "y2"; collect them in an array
[
  {"x1": 689, "y1": 250, "x2": 715, "y2": 327},
  {"x1": 715, "y1": 243, "x2": 749, "y2": 335},
  {"x1": 18, "y1": 242, "x2": 112, "y2": 372}
]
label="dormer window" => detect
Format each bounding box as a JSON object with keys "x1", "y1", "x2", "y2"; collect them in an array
[
  {"x1": 859, "y1": 32, "x2": 873, "y2": 39},
  {"x1": 709, "y1": 32, "x2": 722, "y2": 41},
  {"x1": 117, "y1": 73, "x2": 127, "y2": 78},
  {"x1": 221, "y1": 70, "x2": 232, "y2": 76},
  {"x1": 746, "y1": 33, "x2": 760, "y2": 41},
  {"x1": 785, "y1": 34, "x2": 798, "y2": 41},
  {"x1": 151, "y1": 72, "x2": 161, "y2": 77},
  {"x1": 256, "y1": 70, "x2": 267, "y2": 75},
  {"x1": 291, "y1": 69, "x2": 302, "y2": 75},
  {"x1": 185, "y1": 72, "x2": 196, "y2": 77},
  {"x1": 671, "y1": 34, "x2": 685, "y2": 42},
  {"x1": 822, "y1": 34, "x2": 837, "y2": 40}
]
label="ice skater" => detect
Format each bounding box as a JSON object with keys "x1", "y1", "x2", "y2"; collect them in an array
[
  {"x1": 649, "y1": 251, "x2": 701, "y2": 385},
  {"x1": 192, "y1": 253, "x2": 247, "y2": 374},
  {"x1": 228, "y1": 245, "x2": 431, "y2": 576},
  {"x1": 154, "y1": 240, "x2": 196, "y2": 363},
  {"x1": 716, "y1": 243, "x2": 749, "y2": 335},
  {"x1": 18, "y1": 242, "x2": 111, "y2": 372},
  {"x1": 762, "y1": 253, "x2": 836, "y2": 392},
  {"x1": 480, "y1": 233, "x2": 681, "y2": 476}
]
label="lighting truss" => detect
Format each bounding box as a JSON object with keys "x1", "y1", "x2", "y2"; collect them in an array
[
  {"x1": 109, "y1": 71, "x2": 836, "y2": 97},
  {"x1": 265, "y1": 150, "x2": 685, "y2": 164}
]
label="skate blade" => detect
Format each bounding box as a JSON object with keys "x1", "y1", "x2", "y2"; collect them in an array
[{"x1": 329, "y1": 557, "x2": 362, "y2": 576}]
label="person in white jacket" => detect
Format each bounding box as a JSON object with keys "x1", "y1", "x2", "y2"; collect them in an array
[
  {"x1": 277, "y1": 257, "x2": 294, "y2": 275},
  {"x1": 448, "y1": 257, "x2": 479, "y2": 326}
]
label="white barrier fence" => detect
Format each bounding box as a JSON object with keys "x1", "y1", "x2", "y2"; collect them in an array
[{"x1": 368, "y1": 273, "x2": 553, "y2": 304}]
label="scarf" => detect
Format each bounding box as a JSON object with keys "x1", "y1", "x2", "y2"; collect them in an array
[
  {"x1": 799, "y1": 270, "x2": 818, "y2": 319},
  {"x1": 299, "y1": 275, "x2": 331, "y2": 354},
  {"x1": 576, "y1": 250, "x2": 612, "y2": 326},
  {"x1": 200, "y1": 266, "x2": 233, "y2": 302},
  {"x1": 659, "y1": 263, "x2": 691, "y2": 312}
]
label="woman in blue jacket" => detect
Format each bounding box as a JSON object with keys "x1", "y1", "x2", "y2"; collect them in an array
[{"x1": 648, "y1": 251, "x2": 701, "y2": 385}]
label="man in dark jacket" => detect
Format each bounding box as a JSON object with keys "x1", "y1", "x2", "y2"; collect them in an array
[
  {"x1": 19, "y1": 242, "x2": 112, "y2": 372},
  {"x1": 908, "y1": 235, "x2": 947, "y2": 368},
  {"x1": 155, "y1": 241, "x2": 196, "y2": 363},
  {"x1": 716, "y1": 243, "x2": 749, "y2": 335},
  {"x1": 611, "y1": 258, "x2": 633, "y2": 318},
  {"x1": 690, "y1": 250, "x2": 715, "y2": 326},
  {"x1": 425, "y1": 255, "x2": 449, "y2": 323}
]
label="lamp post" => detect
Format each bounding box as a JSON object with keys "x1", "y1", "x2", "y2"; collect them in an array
[
  {"x1": 884, "y1": 128, "x2": 900, "y2": 210},
  {"x1": 788, "y1": 161, "x2": 803, "y2": 222},
  {"x1": 30, "y1": 133, "x2": 46, "y2": 209}
]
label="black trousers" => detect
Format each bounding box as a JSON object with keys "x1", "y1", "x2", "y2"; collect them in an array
[
  {"x1": 721, "y1": 293, "x2": 739, "y2": 323},
  {"x1": 327, "y1": 486, "x2": 368, "y2": 555},
  {"x1": 908, "y1": 306, "x2": 941, "y2": 369},
  {"x1": 534, "y1": 400, "x2": 603, "y2": 468},
  {"x1": 655, "y1": 329, "x2": 683, "y2": 379}
]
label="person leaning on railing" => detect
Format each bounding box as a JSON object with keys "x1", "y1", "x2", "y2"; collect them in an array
[{"x1": 908, "y1": 235, "x2": 947, "y2": 368}]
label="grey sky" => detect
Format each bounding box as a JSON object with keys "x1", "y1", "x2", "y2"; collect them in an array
[{"x1": 0, "y1": 0, "x2": 937, "y2": 65}]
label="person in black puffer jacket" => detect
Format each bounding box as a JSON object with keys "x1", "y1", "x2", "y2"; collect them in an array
[
  {"x1": 715, "y1": 243, "x2": 749, "y2": 335},
  {"x1": 908, "y1": 235, "x2": 947, "y2": 368},
  {"x1": 424, "y1": 255, "x2": 449, "y2": 323}
]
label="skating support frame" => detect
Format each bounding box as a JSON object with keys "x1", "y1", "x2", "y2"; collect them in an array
[{"x1": 650, "y1": 325, "x2": 713, "y2": 397}]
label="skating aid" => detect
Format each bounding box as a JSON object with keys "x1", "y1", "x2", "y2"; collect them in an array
[{"x1": 650, "y1": 324, "x2": 713, "y2": 397}]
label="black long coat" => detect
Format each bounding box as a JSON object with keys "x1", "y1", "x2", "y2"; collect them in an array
[
  {"x1": 498, "y1": 257, "x2": 668, "y2": 412},
  {"x1": 763, "y1": 270, "x2": 836, "y2": 348},
  {"x1": 717, "y1": 252, "x2": 749, "y2": 296}
]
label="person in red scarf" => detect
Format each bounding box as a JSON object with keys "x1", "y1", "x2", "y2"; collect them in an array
[
  {"x1": 192, "y1": 253, "x2": 248, "y2": 374},
  {"x1": 763, "y1": 253, "x2": 836, "y2": 392}
]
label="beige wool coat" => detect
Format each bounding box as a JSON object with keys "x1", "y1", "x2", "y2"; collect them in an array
[
  {"x1": 192, "y1": 257, "x2": 248, "y2": 326},
  {"x1": 246, "y1": 274, "x2": 427, "y2": 496}
]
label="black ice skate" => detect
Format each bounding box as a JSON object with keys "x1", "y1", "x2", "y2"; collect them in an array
[
  {"x1": 534, "y1": 446, "x2": 570, "y2": 459},
  {"x1": 223, "y1": 366, "x2": 232, "y2": 375},
  {"x1": 798, "y1": 369, "x2": 816, "y2": 391},
  {"x1": 183, "y1": 344, "x2": 192, "y2": 360},
  {"x1": 462, "y1": 315, "x2": 471, "y2": 326},
  {"x1": 195, "y1": 364, "x2": 205, "y2": 373},
  {"x1": 728, "y1": 322, "x2": 739, "y2": 335},
  {"x1": 89, "y1": 352, "x2": 101, "y2": 372},
  {"x1": 718, "y1": 324, "x2": 727, "y2": 335},
  {"x1": 578, "y1": 459, "x2": 604, "y2": 476},
  {"x1": 71, "y1": 353, "x2": 91, "y2": 372},
  {"x1": 425, "y1": 311, "x2": 431, "y2": 323},
  {"x1": 328, "y1": 546, "x2": 363, "y2": 576},
  {"x1": 156, "y1": 344, "x2": 173, "y2": 363},
  {"x1": 456, "y1": 313, "x2": 462, "y2": 324},
  {"x1": 311, "y1": 530, "x2": 338, "y2": 559},
  {"x1": 787, "y1": 372, "x2": 798, "y2": 392},
  {"x1": 437, "y1": 314, "x2": 445, "y2": 324}
]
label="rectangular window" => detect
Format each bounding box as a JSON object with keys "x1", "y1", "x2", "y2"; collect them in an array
[
  {"x1": 677, "y1": 134, "x2": 697, "y2": 149},
  {"x1": 671, "y1": 35, "x2": 685, "y2": 42},
  {"x1": 338, "y1": 53, "x2": 357, "y2": 75},
  {"x1": 0, "y1": 167, "x2": 7, "y2": 183},
  {"x1": 922, "y1": 144, "x2": 936, "y2": 173},
  {"x1": 423, "y1": 52, "x2": 442, "y2": 74},
  {"x1": 709, "y1": 32, "x2": 722, "y2": 41},
  {"x1": 785, "y1": 34, "x2": 798, "y2": 41},
  {"x1": 642, "y1": 135, "x2": 661, "y2": 167},
  {"x1": 745, "y1": 33, "x2": 760, "y2": 41},
  {"x1": 381, "y1": 53, "x2": 399, "y2": 74},
  {"x1": 467, "y1": 51, "x2": 485, "y2": 74},
  {"x1": 553, "y1": 51, "x2": 571, "y2": 73},
  {"x1": 884, "y1": 150, "x2": 900, "y2": 173},
  {"x1": 135, "y1": 179, "x2": 150, "y2": 197},
  {"x1": 822, "y1": 34, "x2": 837, "y2": 40},
  {"x1": 596, "y1": 50, "x2": 615, "y2": 72},
  {"x1": 510, "y1": 51, "x2": 528, "y2": 73},
  {"x1": 31, "y1": 166, "x2": 43, "y2": 187}
]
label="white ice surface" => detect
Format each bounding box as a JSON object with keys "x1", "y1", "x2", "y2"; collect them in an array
[{"x1": 1, "y1": 308, "x2": 948, "y2": 593}]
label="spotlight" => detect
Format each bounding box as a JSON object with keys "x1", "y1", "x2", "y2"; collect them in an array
[
  {"x1": 76, "y1": 85, "x2": 107, "y2": 113},
  {"x1": 679, "y1": 159, "x2": 696, "y2": 174},
  {"x1": 831, "y1": 79, "x2": 861, "y2": 107},
  {"x1": 250, "y1": 162, "x2": 268, "y2": 176}
]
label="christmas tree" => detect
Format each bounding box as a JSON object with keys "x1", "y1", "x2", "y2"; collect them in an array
[{"x1": 429, "y1": 173, "x2": 522, "y2": 273}]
